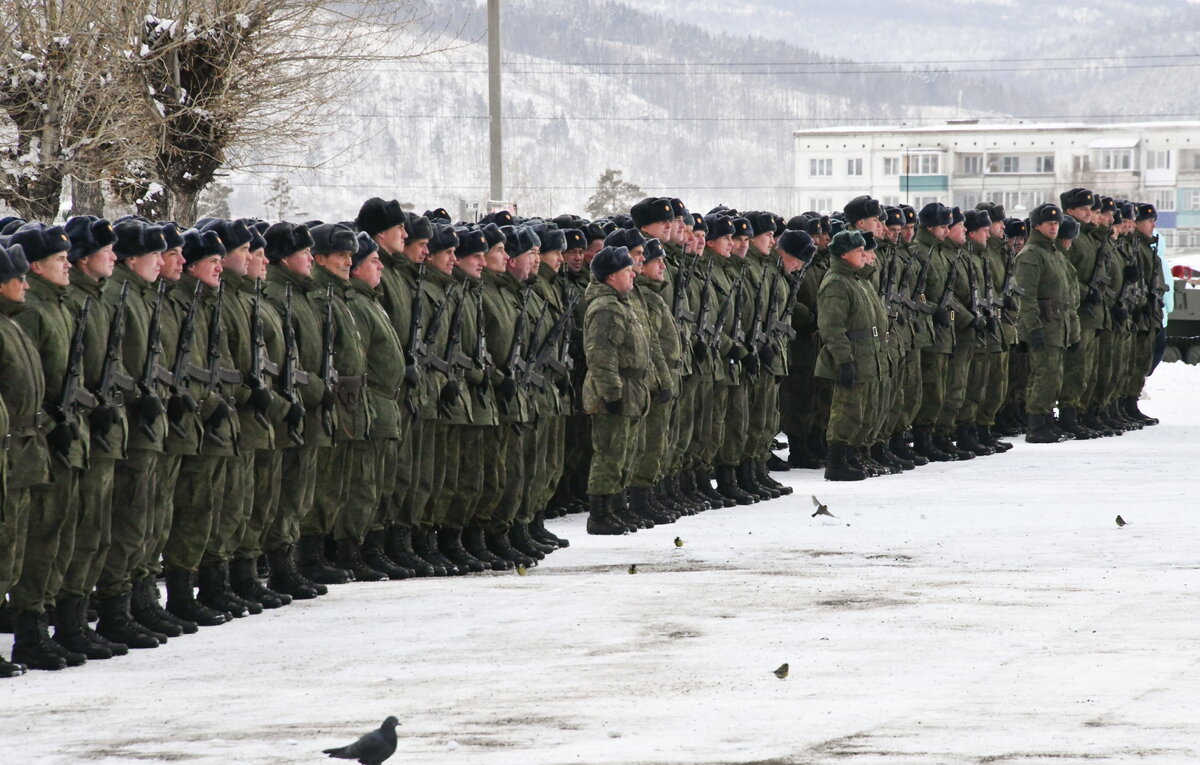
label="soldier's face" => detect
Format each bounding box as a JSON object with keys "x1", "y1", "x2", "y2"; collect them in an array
[
  {"x1": 641, "y1": 220, "x2": 671, "y2": 241},
  {"x1": 691, "y1": 231, "x2": 706, "y2": 253},
  {"x1": 376, "y1": 224, "x2": 406, "y2": 255},
  {"x1": 926, "y1": 225, "x2": 948, "y2": 242},
  {"x1": 947, "y1": 224, "x2": 967, "y2": 246},
  {"x1": 969, "y1": 228, "x2": 989, "y2": 247},
  {"x1": 404, "y1": 238, "x2": 430, "y2": 264},
  {"x1": 708, "y1": 235, "x2": 733, "y2": 257},
  {"x1": 629, "y1": 246, "x2": 645, "y2": 270},
  {"x1": 160, "y1": 247, "x2": 184, "y2": 281},
  {"x1": 222, "y1": 243, "x2": 251, "y2": 277},
  {"x1": 540, "y1": 248, "x2": 563, "y2": 272},
  {"x1": 584, "y1": 240, "x2": 603, "y2": 263},
  {"x1": 32, "y1": 251, "x2": 71, "y2": 286},
  {"x1": 316, "y1": 251, "x2": 352, "y2": 281},
  {"x1": 671, "y1": 219, "x2": 687, "y2": 244},
  {"x1": 564, "y1": 248, "x2": 585, "y2": 272},
  {"x1": 128, "y1": 251, "x2": 163, "y2": 283},
  {"x1": 189, "y1": 255, "x2": 222, "y2": 288},
  {"x1": 1036, "y1": 221, "x2": 1061, "y2": 240},
  {"x1": 643, "y1": 257, "x2": 666, "y2": 281},
  {"x1": 884, "y1": 225, "x2": 901, "y2": 243},
  {"x1": 841, "y1": 247, "x2": 867, "y2": 269},
  {"x1": 1068, "y1": 207, "x2": 1092, "y2": 224},
  {"x1": 0, "y1": 275, "x2": 28, "y2": 302},
  {"x1": 428, "y1": 247, "x2": 455, "y2": 276},
  {"x1": 781, "y1": 253, "x2": 806, "y2": 274},
  {"x1": 351, "y1": 251, "x2": 384, "y2": 288},
  {"x1": 508, "y1": 250, "x2": 534, "y2": 281},
  {"x1": 78, "y1": 245, "x2": 117, "y2": 280},
  {"x1": 281, "y1": 248, "x2": 313, "y2": 277},
  {"x1": 751, "y1": 232, "x2": 774, "y2": 253},
  {"x1": 902, "y1": 225, "x2": 915, "y2": 243},
  {"x1": 457, "y1": 253, "x2": 484, "y2": 279},
  {"x1": 246, "y1": 248, "x2": 267, "y2": 280},
  {"x1": 1136, "y1": 219, "x2": 1156, "y2": 237},
  {"x1": 484, "y1": 243, "x2": 508, "y2": 273},
  {"x1": 989, "y1": 221, "x2": 1005, "y2": 239},
  {"x1": 606, "y1": 266, "x2": 635, "y2": 293},
  {"x1": 732, "y1": 237, "x2": 750, "y2": 257}
]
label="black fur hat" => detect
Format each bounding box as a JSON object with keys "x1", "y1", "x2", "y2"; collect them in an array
[
  {"x1": 843, "y1": 195, "x2": 882, "y2": 223},
  {"x1": 502, "y1": 226, "x2": 535, "y2": 258},
  {"x1": 563, "y1": 228, "x2": 585, "y2": 250},
  {"x1": 481, "y1": 223, "x2": 505, "y2": 249},
  {"x1": 918, "y1": 203, "x2": 952, "y2": 228},
  {"x1": 704, "y1": 214, "x2": 735, "y2": 240},
  {"x1": 1030, "y1": 203, "x2": 1064, "y2": 227},
  {"x1": 1003, "y1": 218, "x2": 1027, "y2": 239},
  {"x1": 482, "y1": 209, "x2": 514, "y2": 227},
  {"x1": 590, "y1": 245, "x2": 633, "y2": 281},
  {"x1": 200, "y1": 218, "x2": 253, "y2": 251},
  {"x1": 181, "y1": 229, "x2": 227, "y2": 265},
  {"x1": 692, "y1": 213, "x2": 707, "y2": 233},
  {"x1": 1058, "y1": 216, "x2": 1080, "y2": 240},
  {"x1": 829, "y1": 230, "x2": 867, "y2": 257},
  {"x1": 777, "y1": 230, "x2": 816, "y2": 261},
  {"x1": 424, "y1": 207, "x2": 451, "y2": 223},
  {"x1": 964, "y1": 209, "x2": 991, "y2": 233},
  {"x1": 884, "y1": 207, "x2": 905, "y2": 227},
  {"x1": 427, "y1": 223, "x2": 459, "y2": 255},
  {"x1": 9, "y1": 222, "x2": 70, "y2": 263},
  {"x1": 454, "y1": 228, "x2": 488, "y2": 258},
  {"x1": 631, "y1": 197, "x2": 675, "y2": 228},
  {"x1": 310, "y1": 223, "x2": 359, "y2": 255},
  {"x1": 64, "y1": 216, "x2": 117, "y2": 263},
  {"x1": 1059, "y1": 188, "x2": 1094, "y2": 211},
  {"x1": 900, "y1": 205, "x2": 917, "y2": 226},
  {"x1": 535, "y1": 225, "x2": 567, "y2": 253},
  {"x1": 356, "y1": 197, "x2": 408, "y2": 238},
  {"x1": 263, "y1": 222, "x2": 316, "y2": 262},
  {"x1": 643, "y1": 237, "x2": 665, "y2": 263},
  {"x1": 112, "y1": 220, "x2": 167, "y2": 261},
  {"x1": 405, "y1": 213, "x2": 433, "y2": 242},
  {"x1": 0, "y1": 242, "x2": 30, "y2": 283},
  {"x1": 745, "y1": 211, "x2": 776, "y2": 237},
  {"x1": 1135, "y1": 203, "x2": 1158, "y2": 222},
  {"x1": 352, "y1": 231, "x2": 379, "y2": 269},
  {"x1": 605, "y1": 228, "x2": 646, "y2": 252},
  {"x1": 159, "y1": 221, "x2": 185, "y2": 250}
]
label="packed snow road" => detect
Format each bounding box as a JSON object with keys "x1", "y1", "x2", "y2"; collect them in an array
[{"x1": 2, "y1": 364, "x2": 1198, "y2": 765}]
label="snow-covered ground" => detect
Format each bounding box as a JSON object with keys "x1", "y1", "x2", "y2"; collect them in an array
[{"x1": 3, "y1": 363, "x2": 1198, "y2": 764}]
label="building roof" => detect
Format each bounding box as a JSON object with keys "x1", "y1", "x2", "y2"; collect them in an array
[{"x1": 793, "y1": 121, "x2": 1200, "y2": 138}]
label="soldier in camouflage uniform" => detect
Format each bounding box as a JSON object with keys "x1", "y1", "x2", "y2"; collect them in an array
[
  {"x1": 1120, "y1": 203, "x2": 1165, "y2": 425},
  {"x1": 910, "y1": 203, "x2": 957, "y2": 462},
  {"x1": 955, "y1": 210, "x2": 1009, "y2": 455},
  {"x1": 1057, "y1": 188, "x2": 1109, "y2": 438}
]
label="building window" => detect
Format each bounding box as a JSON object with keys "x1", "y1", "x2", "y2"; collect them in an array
[
  {"x1": 1035, "y1": 155, "x2": 1054, "y2": 173},
  {"x1": 808, "y1": 197, "x2": 833, "y2": 213},
  {"x1": 912, "y1": 196, "x2": 939, "y2": 209},
  {"x1": 846, "y1": 158, "x2": 863, "y2": 176},
  {"x1": 809, "y1": 158, "x2": 832, "y2": 177},
  {"x1": 881, "y1": 196, "x2": 900, "y2": 207},
  {"x1": 883, "y1": 157, "x2": 901, "y2": 176},
  {"x1": 955, "y1": 192, "x2": 981, "y2": 209},
  {"x1": 1097, "y1": 149, "x2": 1133, "y2": 171},
  {"x1": 960, "y1": 155, "x2": 982, "y2": 175},
  {"x1": 1146, "y1": 150, "x2": 1171, "y2": 170},
  {"x1": 904, "y1": 154, "x2": 940, "y2": 175},
  {"x1": 1184, "y1": 190, "x2": 1200, "y2": 211},
  {"x1": 1148, "y1": 189, "x2": 1175, "y2": 212},
  {"x1": 989, "y1": 155, "x2": 1020, "y2": 174},
  {"x1": 1072, "y1": 155, "x2": 1090, "y2": 173}
]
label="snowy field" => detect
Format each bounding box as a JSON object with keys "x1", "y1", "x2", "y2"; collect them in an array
[{"x1": 3, "y1": 363, "x2": 1199, "y2": 765}]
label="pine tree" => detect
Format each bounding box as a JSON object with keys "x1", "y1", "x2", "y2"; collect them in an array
[{"x1": 585, "y1": 169, "x2": 644, "y2": 220}]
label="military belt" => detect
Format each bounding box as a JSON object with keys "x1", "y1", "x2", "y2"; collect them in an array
[
  {"x1": 619, "y1": 368, "x2": 647, "y2": 381},
  {"x1": 10, "y1": 411, "x2": 46, "y2": 433},
  {"x1": 846, "y1": 326, "x2": 880, "y2": 341},
  {"x1": 368, "y1": 379, "x2": 404, "y2": 401}
]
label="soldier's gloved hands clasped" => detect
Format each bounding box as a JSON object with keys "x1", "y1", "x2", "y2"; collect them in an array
[
  {"x1": 692, "y1": 340, "x2": 708, "y2": 361},
  {"x1": 1003, "y1": 294, "x2": 1018, "y2": 311},
  {"x1": 248, "y1": 386, "x2": 273, "y2": 414},
  {"x1": 1030, "y1": 327, "x2": 1047, "y2": 350},
  {"x1": 1084, "y1": 287, "x2": 1102, "y2": 306},
  {"x1": 1124, "y1": 264, "x2": 1139, "y2": 281},
  {"x1": 206, "y1": 401, "x2": 230, "y2": 430},
  {"x1": 1111, "y1": 304, "x2": 1128, "y2": 323},
  {"x1": 496, "y1": 376, "x2": 517, "y2": 399},
  {"x1": 90, "y1": 403, "x2": 117, "y2": 434},
  {"x1": 742, "y1": 353, "x2": 759, "y2": 375},
  {"x1": 836, "y1": 361, "x2": 857, "y2": 389},
  {"x1": 284, "y1": 401, "x2": 305, "y2": 430},
  {"x1": 137, "y1": 393, "x2": 165, "y2": 423},
  {"x1": 933, "y1": 307, "x2": 951, "y2": 328},
  {"x1": 759, "y1": 346, "x2": 776, "y2": 367},
  {"x1": 46, "y1": 421, "x2": 75, "y2": 457},
  {"x1": 603, "y1": 399, "x2": 622, "y2": 414}
]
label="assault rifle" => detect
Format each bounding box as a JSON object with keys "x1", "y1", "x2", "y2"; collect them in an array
[
  {"x1": 199, "y1": 281, "x2": 242, "y2": 447},
  {"x1": 672, "y1": 254, "x2": 699, "y2": 356},
  {"x1": 936, "y1": 248, "x2": 969, "y2": 323},
  {"x1": 402, "y1": 262, "x2": 425, "y2": 415},
  {"x1": 166, "y1": 280, "x2": 204, "y2": 438},
  {"x1": 53, "y1": 298, "x2": 97, "y2": 467},
  {"x1": 439, "y1": 286, "x2": 472, "y2": 416},
  {"x1": 93, "y1": 282, "x2": 136, "y2": 450},
  {"x1": 908, "y1": 246, "x2": 938, "y2": 317},
  {"x1": 1085, "y1": 240, "x2": 1113, "y2": 314},
  {"x1": 138, "y1": 281, "x2": 173, "y2": 440},
  {"x1": 318, "y1": 284, "x2": 338, "y2": 437},
  {"x1": 420, "y1": 283, "x2": 459, "y2": 376},
  {"x1": 710, "y1": 264, "x2": 747, "y2": 358},
  {"x1": 747, "y1": 263, "x2": 780, "y2": 358},
  {"x1": 528, "y1": 292, "x2": 581, "y2": 389},
  {"x1": 1001, "y1": 242, "x2": 1026, "y2": 301},
  {"x1": 691, "y1": 258, "x2": 716, "y2": 358},
  {"x1": 279, "y1": 284, "x2": 309, "y2": 445},
  {"x1": 471, "y1": 281, "x2": 494, "y2": 409},
  {"x1": 247, "y1": 278, "x2": 279, "y2": 430},
  {"x1": 766, "y1": 258, "x2": 811, "y2": 344},
  {"x1": 503, "y1": 284, "x2": 534, "y2": 393}
]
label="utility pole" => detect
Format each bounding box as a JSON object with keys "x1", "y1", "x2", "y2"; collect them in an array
[{"x1": 487, "y1": 0, "x2": 503, "y2": 206}]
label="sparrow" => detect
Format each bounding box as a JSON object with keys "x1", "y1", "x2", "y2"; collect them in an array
[
  {"x1": 628, "y1": 564, "x2": 638, "y2": 575},
  {"x1": 811, "y1": 495, "x2": 835, "y2": 518},
  {"x1": 1115, "y1": 515, "x2": 1127, "y2": 527},
  {"x1": 674, "y1": 537, "x2": 683, "y2": 548},
  {"x1": 773, "y1": 663, "x2": 789, "y2": 680},
  {"x1": 516, "y1": 564, "x2": 528, "y2": 576}
]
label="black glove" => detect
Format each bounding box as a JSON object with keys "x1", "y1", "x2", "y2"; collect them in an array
[
  {"x1": 320, "y1": 386, "x2": 336, "y2": 409},
  {"x1": 1003, "y1": 294, "x2": 1019, "y2": 312},
  {"x1": 166, "y1": 395, "x2": 188, "y2": 424},
  {"x1": 604, "y1": 399, "x2": 622, "y2": 415},
  {"x1": 742, "y1": 352, "x2": 759, "y2": 375},
  {"x1": 1111, "y1": 304, "x2": 1128, "y2": 323},
  {"x1": 403, "y1": 363, "x2": 421, "y2": 389},
  {"x1": 46, "y1": 421, "x2": 75, "y2": 457},
  {"x1": 836, "y1": 361, "x2": 857, "y2": 389},
  {"x1": 248, "y1": 386, "x2": 273, "y2": 415},
  {"x1": 1068, "y1": 341, "x2": 1080, "y2": 352},
  {"x1": 985, "y1": 315, "x2": 999, "y2": 332},
  {"x1": 284, "y1": 401, "x2": 305, "y2": 430},
  {"x1": 758, "y1": 346, "x2": 776, "y2": 367},
  {"x1": 440, "y1": 380, "x2": 460, "y2": 405},
  {"x1": 138, "y1": 393, "x2": 165, "y2": 423},
  {"x1": 1123, "y1": 264, "x2": 1139, "y2": 281},
  {"x1": 205, "y1": 401, "x2": 230, "y2": 431},
  {"x1": 969, "y1": 314, "x2": 985, "y2": 332},
  {"x1": 1030, "y1": 327, "x2": 1047, "y2": 350},
  {"x1": 692, "y1": 341, "x2": 709, "y2": 361},
  {"x1": 1016, "y1": 340, "x2": 1029, "y2": 353},
  {"x1": 90, "y1": 403, "x2": 117, "y2": 434},
  {"x1": 496, "y1": 376, "x2": 517, "y2": 399},
  {"x1": 1084, "y1": 287, "x2": 1102, "y2": 306},
  {"x1": 933, "y1": 307, "x2": 951, "y2": 328},
  {"x1": 655, "y1": 389, "x2": 672, "y2": 404}
]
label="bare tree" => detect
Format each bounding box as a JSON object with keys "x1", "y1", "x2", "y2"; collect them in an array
[{"x1": 108, "y1": 0, "x2": 456, "y2": 224}]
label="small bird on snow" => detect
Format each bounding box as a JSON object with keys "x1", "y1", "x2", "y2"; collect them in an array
[
  {"x1": 628, "y1": 564, "x2": 638, "y2": 574},
  {"x1": 323, "y1": 716, "x2": 400, "y2": 765},
  {"x1": 516, "y1": 564, "x2": 527, "y2": 576},
  {"x1": 674, "y1": 536, "x2": 683, "y2": 548},
  {"x1": 1115, "y1": 515, "x2": 1127, "y2": 527},
  {"x1": 811, "y1": 495, "x2": 835, "y2": 518},
  {"x1": 773, "y1": 663, "x2": 789, "y2": 679}
]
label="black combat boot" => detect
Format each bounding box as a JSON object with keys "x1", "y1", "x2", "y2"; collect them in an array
[
  {"x1": 766, "y1": 453, "x2": 791, "y2": 472},
  {"x1": 360, "y1": 530, "x2": 413, "y2": 580},
  {"x1": 486, "y1": 524, "x2": 535, "y2": 565},
  {"x1": 232, "y1": 556, "x2": 291, "y2": 609},
  {"x1": 131, "y1": 575, "x2": 184, "y2": 639},
  {"x1": 787, "y1": 436, "x2": 823, "y2": 469},
  {"x1": 1123, "y1": 396, "x2": 1158, "y2": 425},
  {"x1": 628, "y1": 486, "x2": 673, "y2": 525},
  {"x1": 869, "y1": 443, "x2": 904, "y2": 473},
  {"x1": 1082, "y1": 407, "x2": 1117, "y2": 437},
  {"x1": 509, "y1": 523, "x2": 551, "y2": 559},
  {"x1": 334, "y1": 538, "x2": 389, "y2": 581},
  {"x1": 676, "y1": 470, "x2": 708, "y2": 513},
  {"x1": 956, "y1": 423, "x2": 996, "y2": 456},
  {"x1": 824, "y1": 443, "x2": 866, "y2": 482},
  {"x1": 934, "y1": 430, "x2": 974, "y2": 460},
  {"x1": 464, "y1": 525, "x2": 511, "y2": 571},
  {"x1": 96, "y1": 593, "x2": 161, "y2": 648},
  {"x1": 0, "y1": 655, "x2": 25, "y2": 677},
  {"x1": 530, "y1": 515, "x2": 569, "y2": 549},
  {"x1": 912, "y1": 427, "x2": 953, "y2": 462},
  {"x1": 653, "y1": 480, "x2": 685, "y2": 518},
  {"x1": 385, "y1": 525, "x2": 437, "y2": 577},
  {"x1": 437, "y1": 528, "x2": 489, "y2": 574},
  {"x1": 1057, "y1": 407, "x2": 1096, "y2": 440},
  {"x1": 266, "y1": 545, "x2": 320, "y2": 600},
  {"x1": 892, "y1": 432, "x2": 928, "y2": 466},
  {"x1": 880, "y1": 440, "x2": 914, "y2": 471},
  {"x1": 1109, "y1": 401, "x2": 1141, "y2": 430},
  {"x1": 409, "y1": 529, "x2": 453, "y2": 576},
  {"x1": 296, "y1": 534, "x2": 353, "y2": 585},
  {"x1": 715, "y1": 466, "x2": 755, "y2": 505},
  {"x1": 586, "y1": 495, "x2": 627, "y2": 535},
  {"x1": 1048, "y1": 411, "x2": 1074, "y2": 440},
  {"x1": 855, "y1": 447, "x2": 884, "y2": 476},
  {"x1": 696, "y1": 468, "x2": 735, "y2": 508},
  {"x1": 757, "y1": 459, "x2": 793, "y2": 495},
  {"x1": 165, "y1": 568, "x2": 229, "y2": 627},
  {"x1": 197, "y1": 564, "x2": 253, "y2": 618},
  {"x1": 11, "y1": 610, "x2": 68, "y2": 671},
  {"x1": 76, "y1": 596, "x2": 128, "y2": 655},
  {"x1": 423, "y1": 529, "x2": 462, "y2": 574},
  {"x1": 52, "y1": 596, "x2": 112, "y2": 660},
  {"x1": 738, "y1": 461, "x2": 777, "y2": 499},
  {"x1": 979, "y1": 425, "x2": 1012, "y2": 452},
  {"x1": 1024, "y1": 413, "x2": 1062, "y2": 444}
]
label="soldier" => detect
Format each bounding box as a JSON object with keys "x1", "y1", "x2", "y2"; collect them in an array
[
  {"x1": 56, "y1": 216, "x2": 130, "y2": 661},
  {"x1": 1122, "y1": 202, "x2": 1165, "y2": 425},
  {"x1": 1016, "y1": 203, "x2": 1079, "y2": 444},
  {"x1": 557, "y1": 226, "x2": 592, "y2": 515},
  {"x1": 299, "y1": 223, "x2": 372, "y2": 582},
  {"x1": 910, "y1": 203, "x2": 957, "y2": 462},
  {"x1": 972, "y1": 203, "x2": 1016, "y2": 451},
  {"x1": 997, "y1": 217, "x2": 1030, "y2": 434},
  {"x1": 583, "y1": 246, "x2": 650, "y2": 534},
  {"x1": 1, "y1": 241, "x2": 51, "y2": 675},
  {"x1": 954, "y1": 209, "x2": 1006, "y2": 456},
  {"x1": 4, "y1": 223, "x2": 93, "y2": 669},
  {"x1": 1057, "y1": 188, "x2": 1108, "y2": 438},
  {"x1": 931, "y1": 208, "x2": 979, "y2": 460},
  {"x1": 815, "y1": 230, "x2": 880, "y2": 482}
]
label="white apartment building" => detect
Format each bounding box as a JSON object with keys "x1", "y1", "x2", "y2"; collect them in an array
[{"x1": 792, "y1": 121, "x2": 1200, "y2": 255}]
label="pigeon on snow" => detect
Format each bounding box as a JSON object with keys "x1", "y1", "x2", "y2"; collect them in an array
[{"x1": 323, "y1": 716, "x2": 400, "y2": 765}]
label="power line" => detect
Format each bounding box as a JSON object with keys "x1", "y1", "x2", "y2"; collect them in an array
[
  {"x1": 330, "y1": 112, "x2": 1200, "y2": 123},
  {"x1": 353, "y1": 61, "x2": 1200, "y2": 76},
  {"x1": 335, "y1": 52, "x2": 1200, "y2": 66}
]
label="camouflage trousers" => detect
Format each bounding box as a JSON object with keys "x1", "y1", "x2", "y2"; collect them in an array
[
  {"x1": 334, "y1": 440, "x2": 391, "y2": 542},
  {"x1": 0, "y1": 488, "x2": 31, "y2": 604},
  {"x1": 914, "y1": 350, "x2": 950, "y2": 429},
  {"x1": 631, "y1": 399, "x2": 672, "y2": 488},
  {"x1": 202, "y1": 449, "x2": 255, "y2": 567},
  {"x1": 1119, "y1": 331, "x2": 1155, "y2": 398},
  {"x1": 745, "y1": 372, "x2": 779, "y2": 461},
  {"x1": 138, "y1": 453, "x2": 180, "y2": 580},
  {"x1": 97, "y1": 449, "x2": 158, "y2": 598},
  {"x1": 61, "y1": 457, "x2": 115, "y2": 601},
  {"x1": 937, "y1": 343, "x2": 975, "y2": 429},
  {"x1": 827, "y1": 381, "x2": 871, "y2": 447},
  {"x1": 588, "y1": 414, "x2": 644, "y2": 495},
  {"x1": 235, "y1": 448, "x2": 283, "y2": 561},
  {"x1": 163, "y1": 455, "x2": 227, "y2": 573},
  {"x1": 264, "y1": 446, "x2": 318, "y2": 552},
  {"x1": 716, "y1": 383, "x2": 749, "y2": 469},
  {"x1": 469, "y1": 425, "x2": 506, "y2": 527},
  {"x1": 445, "y1": 427, "x2": 486, "y2": 529},
  {"x1": 1026, "y1": 346, "x2": 1065, "y2": 414},
  {"x1": 8, "y1": 468, "x2": 79, "y2": 613},
  {"x1": 1060, "y1": 327, "x2": 1098, "y2": 410}
]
